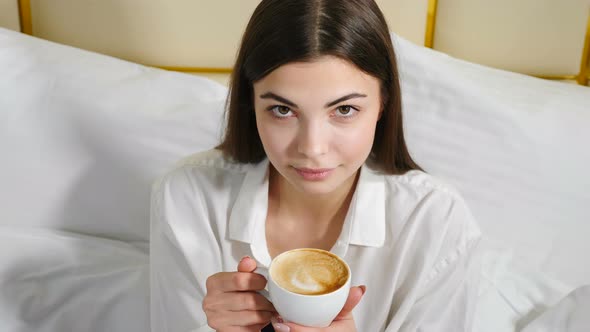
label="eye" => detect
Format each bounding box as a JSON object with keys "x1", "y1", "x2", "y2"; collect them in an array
[
  {"x1": 334, "y1": 105, "x2": 359, "y2": 118},
  {"x1": 268, "y1": 105, "x2": 294, "y2": 118}
]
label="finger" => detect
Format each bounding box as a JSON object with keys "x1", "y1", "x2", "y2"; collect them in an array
[
  {"x1": 237, "y1": 256, "x2": 257, "y2": 273},
  {"x1": 334, "y1": 285, "x2": 366, "y2": 320},
  {"x1": 206, "y1": 272, "x2": 268, "y2": 293}
]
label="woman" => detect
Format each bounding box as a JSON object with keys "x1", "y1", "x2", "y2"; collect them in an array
[{"x1": 150, "y1": 0, "x2": 481, "y2": 331}]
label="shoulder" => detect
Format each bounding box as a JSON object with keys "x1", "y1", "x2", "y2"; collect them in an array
[
  {"x1": 175, "y1": 149, "x2": 249, "y2": 172},
  {"x1": 172, "y1": 148, "x2": 252, "y2": 175},
  {"x1": 150, "y1": 149, "x2": 259, "y2": 218},
  {"x1": 385, "y1": 169, "x2": 463, "y2": 200},
  {"x1": 382, "y1": 169, "x2": 481, "y2": 249},
  {"x1": 152, "y1": 149, "x2": 252, "y2": 193},
  {"x1": 383, "y1": 169, "x2": 472, "y2": 216},
  {"x1": 150, "y1": 149, "x2": 253, "y2": 234}
]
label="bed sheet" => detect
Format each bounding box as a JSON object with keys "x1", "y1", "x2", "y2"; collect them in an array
[
  {"x1": 521, "y1": 285, "x2": 590, "y2": 332},
  {"x1": 0, "y1": 226, "x2": 149, "y2": 332},
  {"x1": 473, "y1": 240, "x2": 575, "y2": 332}
]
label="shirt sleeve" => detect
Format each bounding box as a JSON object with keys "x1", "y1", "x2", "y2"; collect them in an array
[
  {"x1": 388, "y1": 190, "x2": 482, "y2": 332},
  {"x1": 150, "y1": 170, "x2": 221, "y2": 332}
]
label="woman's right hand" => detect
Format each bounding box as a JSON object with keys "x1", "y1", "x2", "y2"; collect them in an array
[{"x1": 203, "y1": 256, "x2": 276, "y2": 332}]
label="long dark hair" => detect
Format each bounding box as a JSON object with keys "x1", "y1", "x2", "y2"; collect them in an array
[{"x1": 217, "y1": 0, "x2": 422, "y2": 174}]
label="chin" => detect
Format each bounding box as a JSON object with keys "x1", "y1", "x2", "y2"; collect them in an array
[
  {"x1": 291, "y1": 181, "x2": 342, "y2": 196},
  {"x1": 283, "y1": 171, "x2": 348, "y2": 196}
]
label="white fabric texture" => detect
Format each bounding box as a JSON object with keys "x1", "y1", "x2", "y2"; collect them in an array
[
  {"x1": 473, "y1": 243, "x2": 575, "y2": 332},
  {"x1": 1, "y1": 24, "x2": 589, "y2": 332},
  {"x1": 395, "y1": 35, "x2": 590, "y2": 288},
  {"x1": 150, "y1": 149, "x2": 482, "y2": 332},
  {"x1": 520, "y1": 285, "x2": 590, "y2": 332},
  {"x1": 0, "y1": 27, "x2": 226, "y2": 332},
  {"x1": 0, "y1": 226, "x2": 149, "y2": 332},
  {"x1": 0, "y1": 28, "x2": 227, "y2": 244}
]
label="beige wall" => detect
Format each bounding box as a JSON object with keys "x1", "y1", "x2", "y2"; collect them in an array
[
  {"x1": 0, "y1": 0, "x2": 20, "y2": 31},
  {"x1": 2, "y1": 0, "x2": 589, "y2": 86},
  {"x1": 434, "y1": 0, "x2": 590, "y2": 76},
  {"x1": 24, "y1": 0, "x2": 429, "y2": 67}
]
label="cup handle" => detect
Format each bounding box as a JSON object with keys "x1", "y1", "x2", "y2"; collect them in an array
[{"x1": 254, "y1": 267, "x2": 272, "y2": 302}]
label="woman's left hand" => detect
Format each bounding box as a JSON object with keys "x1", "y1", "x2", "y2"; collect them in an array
[{"x1": 271, "y1": 285, "x2": 366, "y2": 332}]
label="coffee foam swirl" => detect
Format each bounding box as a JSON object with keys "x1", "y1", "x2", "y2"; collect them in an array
[{"x1": 271, "y1": 249, "x2": 348, "y2": 295}]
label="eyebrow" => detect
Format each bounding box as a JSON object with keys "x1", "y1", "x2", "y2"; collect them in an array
[{"x1": 259, "y1": 92, "x2": 367, "y2": 108}]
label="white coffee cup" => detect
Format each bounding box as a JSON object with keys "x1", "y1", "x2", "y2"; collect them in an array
[{"x1": 256, "y1": 248, "x2": 351, "y2": 327}]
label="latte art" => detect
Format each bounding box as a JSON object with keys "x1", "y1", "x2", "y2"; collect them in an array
[{"x1": 270, "y1": 249, "x2": 349, "y2": 295}]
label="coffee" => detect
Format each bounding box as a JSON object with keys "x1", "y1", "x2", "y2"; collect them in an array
[{"x1": 270, "y1": 249, "x2": 349, "y2": 295}]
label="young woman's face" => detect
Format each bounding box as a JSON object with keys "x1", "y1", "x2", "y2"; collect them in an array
[{"x1": 253, "y1": 56, "x2": 382, "y2": 196}]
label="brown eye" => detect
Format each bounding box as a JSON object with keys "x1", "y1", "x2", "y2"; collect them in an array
[
  {"x1": 277, "y1": 106, "x2": 291, "y2": 115},
  {"x1": 335, "y1": 105, "x2": 358, "y2": 118},
  {"x1": 338, "y1": 106, "x2": 352, "y2": 115},
  {"x1": 269, "y1": 105, "x2": 294, "y2": 118}
]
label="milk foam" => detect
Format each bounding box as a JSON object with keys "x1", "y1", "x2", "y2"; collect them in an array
[{"x1": 271, "y1": 249, "x2": 348, "y2": 295}]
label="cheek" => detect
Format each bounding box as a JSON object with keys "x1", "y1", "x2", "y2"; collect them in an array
[
  {"x1": 334, "y1": 121, "x2": 377, "y2": 160},
  {"x1": 256, "y1": 119, "x2": 294, "y2": 158}
]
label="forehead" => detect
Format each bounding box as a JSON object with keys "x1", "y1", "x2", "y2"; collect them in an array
[{"x1": 253, "y1": 56, "x2": 380, "y2": 99}]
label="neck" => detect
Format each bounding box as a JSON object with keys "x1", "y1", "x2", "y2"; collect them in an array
[{"x1": 268, "y1": 165, "x2": 359, "y2": 228}]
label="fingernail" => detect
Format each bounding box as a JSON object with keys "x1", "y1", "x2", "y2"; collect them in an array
[
  {"x1": 360, "y1": 285, "x2": 367, "y2": 295},
  {"x1": 272, "y1": 323, "x2": 290, "y2": 331},
  {"x1": 271, "y1": 316, "x2": 289, "y2": 331},
  {"x1": 239, "y1": 255, "x2": 251, "y2": 263}
]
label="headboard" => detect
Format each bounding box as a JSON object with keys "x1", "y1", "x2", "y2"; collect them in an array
[{"x1": 3, "y1": 0, "x2": 590, "y2": 86}]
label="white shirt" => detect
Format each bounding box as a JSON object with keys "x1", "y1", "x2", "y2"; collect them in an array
[{"x1": 150, "y1": 149, "x2": 482, "y2": 332}]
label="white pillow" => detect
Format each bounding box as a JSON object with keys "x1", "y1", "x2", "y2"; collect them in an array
[
  {"x1": 0, "y1": 28, "x2": 227, "y2": 243},
  {"x1": 394, "y1": 34, "x2": 590, "y2": 287}
]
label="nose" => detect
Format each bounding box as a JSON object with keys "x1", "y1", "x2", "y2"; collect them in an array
[{"x1": 297, "y1": 120, "x2": 329, "y2": 158}]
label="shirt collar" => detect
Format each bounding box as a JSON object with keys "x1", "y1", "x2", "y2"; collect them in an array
[
  {"x1": 347, "y1": 162, "x2": 386, "y2": 247},
  {"x1": 228, "y1": 159, "x2": 386, "y2": 256},
  {"x1": 228, "y1": 158, "x2": 270, "y2": 244}
]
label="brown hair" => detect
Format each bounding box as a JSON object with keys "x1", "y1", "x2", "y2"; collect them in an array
[{"x1": 217, "y1": 0, "x2": 422, "y2": 174}]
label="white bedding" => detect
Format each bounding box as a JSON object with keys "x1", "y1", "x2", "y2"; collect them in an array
[
  {"x1": 1, "y1": 27, "x2": 589, "y2": 331},
  {"x1": 0, "y1": 28, "x2": 226, "y2": 243},
  {"x1": 394, "y1": 35, "x2": 590, "y2": 330},
  {"x1": 395, "y1": 35, "x2": 590, "y2": 288},
  {"x1": 473, "y1": 241, "x2": 576, "y2": 331},
  {"x1": 521, "y1": 285, "x2": 590, "y2": 332},
  {"x1": 0, "y1": 226, "x2": 149, "y2": 332}
]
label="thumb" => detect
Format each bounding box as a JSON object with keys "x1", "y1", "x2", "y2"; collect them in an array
[
  {"x1": 237, "y1": 256, "x2": 257, "y2": 273},
  {"x1": 334, "y1": 285, "x2": 366, "y2": 320}
]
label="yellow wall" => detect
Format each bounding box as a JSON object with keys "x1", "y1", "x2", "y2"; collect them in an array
[
  {"x1": 0, "y1": 0, "x2": 20, "y2": 31},
  {"x1": 2, "y1": 0, "x2": 588, "y2": 85},
  {"x1": 434, "y1": 0, "x2": 590, "y2": 76}
]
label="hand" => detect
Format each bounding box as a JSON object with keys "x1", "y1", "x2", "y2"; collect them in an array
[
  {"x1": 271, "y1": 285, "x2": 366, "y2": 332},
  {"x1": 203, "y1": 256, "x2": 276, "y2": 332}
]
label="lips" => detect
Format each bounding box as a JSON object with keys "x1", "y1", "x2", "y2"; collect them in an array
[
  {"x1": 294, "y1": 167, "x2": 334, "y2": 173},
  {"x1": 292, "y1": 166, "x2": 335, "y2": 181}
]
